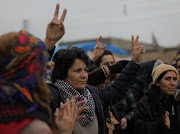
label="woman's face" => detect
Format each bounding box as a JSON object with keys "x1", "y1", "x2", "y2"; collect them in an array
[
  {"x1": 176, "y1": 60, "x2": 180, "y2": 76},
  {"x1": 100, "y1": 54, "x2": 114, "y2": 67},
  {"x1": 156, "y1": 71, "x2": 178, "y2": 96},
  {"x1": 65, "y1": 58, "x2": 88, "y2": 91}
]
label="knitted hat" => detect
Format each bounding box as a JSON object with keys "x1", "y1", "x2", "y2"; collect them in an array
[{"x1": 152, "y1": 64, "x2": 179, "y2": 84}]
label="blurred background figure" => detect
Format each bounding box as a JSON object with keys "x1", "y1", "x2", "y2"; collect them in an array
[
  {"x1": 46, "y1": 61, "x2": 55, "y2": 82},
  {"x1": 133, "y1": 64, "x2": 180, "y2": 134},
  {"x1": 172, "y1": 51, "x2": 180, "y2": 66}
]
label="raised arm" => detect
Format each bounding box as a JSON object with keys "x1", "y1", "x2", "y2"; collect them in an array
[
  {"x1": 90, "y1": 36, "x2": 106, "y2": 63},
  {"x1": 44, "y1": 3, "x2": 67, "y2": 50},
  {"x1": 87, "y1": 60, "x2": 129, "y2": 86},
  {"x1": 98, "y1": 35, "x2": 145, "y2": 107}
]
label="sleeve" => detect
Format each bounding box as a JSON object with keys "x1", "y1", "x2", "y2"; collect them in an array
[
  {"x1": 49, "y1": 84, "x2": 61, "y2": 118},
  {"x1": 87, "y1": 60, "x2": 128, "y2": 86},
  {"x1": 124, "y1": 91, "x2": 137, "y2": 121},
  {"x1": 47, "y1": 46, "x2": 56, "y2": 61},
  {"x1": 87, "y1": 67, "x2": 106, "y2": 86},
  {"x1": 132, "y1": 97, "x2": 168, "y2": 134},
  {"x1": 98, "y1": 60, "x2": 140, "y2": 108}
]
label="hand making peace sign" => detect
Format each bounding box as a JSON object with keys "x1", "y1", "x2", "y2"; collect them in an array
[
  {"x1": 44, "y1": 3, "x2": 67, "y2": 50},
  {"x1": 131, "y1": 35, "x2": 145, "y2": 64}
]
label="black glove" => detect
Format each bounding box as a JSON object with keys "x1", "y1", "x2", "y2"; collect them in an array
[{"x1": 109, "y1": 60, "x2": 130, "y2": 74}]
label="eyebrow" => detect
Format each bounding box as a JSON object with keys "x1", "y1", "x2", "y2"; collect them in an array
[{"x1": 165, "y1": 76, "x2": 177, "y2": 79}]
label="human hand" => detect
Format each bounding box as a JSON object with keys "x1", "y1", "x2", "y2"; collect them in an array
[
  {"x1": 54, "y1": 98, "x2": 77, "y2": 134},
  {"x1": 120, "y1": 117, "x2": 127, "y2": 130},
  {"x1": 44, "y1": 3, "x2": 67, "y2": 50},
  {"x1": 131, "y1": 35, "x2": 145, "y2": 64},
  {"x1": 71, "y1": 95, "x2": 88, "y2": 121},
  {"x1": 164, "y1": 111, "x2": 170, "y2": 129},
  {"x1": 91, "y1": 36, "x2": 106, "y2": 62}
]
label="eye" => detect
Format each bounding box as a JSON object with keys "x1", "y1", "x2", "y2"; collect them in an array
[
  {"x1": 104, "y1": 63, "x2": 109, "y2": 66},
  {"x1": 173, "y1": 77, "x2": 177, "y2": 81},
  {"x1": 75, "y1": 69, "x2": 81, "y2": 72},
  {"x1": 85, "y1": 68, "x2": 89, "y2": 72},
  {"x1": 111, "y1": 61, "x2": 115, "y2": 65},
  {"x1": 165, "y1": 77, "x2": 171, "y2": 81}
]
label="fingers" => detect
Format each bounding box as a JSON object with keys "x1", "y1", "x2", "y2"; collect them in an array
[
  {"x1": 65, "y1": 98, "x2": 70, "y2": 116},
  {"x1": 70, "y1": 99, "x2": 78, "y2": 119},
  {"x1": 131, "y1": 35, "x2": 134, "y2": 47},
  {"x1": 71, "y1": 95, "x2": 79, "y2": 101},
  {"x1": 131, "y1": 35, "x2": 139, "y2": 47},
  {"x1": 121, "y1": 122, "x2": 125, "y2": 129},
  {"x1": 97, "y1": 36, "x2": 102, "y2": 42},
  {"x1": 98, "y1": 36, "x2": 103, "y2": 43},
  {"x1": 51, "y1": 19, "x2": 60, "y2": 25},
  {"x1": 164, "y1": 111, "x2": 169, "y2": 117},
  {"x1": 54, "y1": 108, "x2": 59, "y2": 125},
  {"x1": 137, "y1": 45, "x2": 145, "y2": 54},
  {"x1": 76, "y1": 115, "x2": 86, "y2": 121},
  {"x1": 53, "y1": 3, "x2": 67, "y2": 27},
  {"x1": 78, "y1": 106, "x2": 88, "y2": 115},
  {"x1": 96, "y1": 36, "x2": 103, "y2": 49},
  {"x1": 54, "y1": 3, "x2": 59, "y2": 18},
  {"x1": 76, "y1": 100, "x2": 86, "y2": 107},
  {"x1": 102, "y1": 44, "x2": 106, "y2": 49},
  {"x1": 60, "y1": 9, "x2": 67, "y2": 22},
  {"x1": 135, "y1": 35, "x2": 139, "y2": 45}
]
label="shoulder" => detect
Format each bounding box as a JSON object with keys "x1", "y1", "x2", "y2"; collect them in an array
[
  {"x1": 136, "y1": 96, "x2": 149, "y2": 108},
  {"x1": 175, "y1": 89, "x2": 180, "y2": 102},
  {"x1": 86, "y1": 84, "x2": 97, "y2": 93}
]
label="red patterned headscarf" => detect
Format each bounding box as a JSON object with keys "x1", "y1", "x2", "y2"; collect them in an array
[{"x1": 0, "y1": 31, "x2": 48, "y2": 112}]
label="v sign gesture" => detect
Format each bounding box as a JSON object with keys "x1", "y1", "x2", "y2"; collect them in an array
[
  {"x1": 91, "y1": 36, "x2": 106, "y2": 62},
  {"x1": 131, "y1": 35, "x2": 145, "y2": 64},
  {"x1": 44, "y1": 3, "x2": 67, "y2": 50}
]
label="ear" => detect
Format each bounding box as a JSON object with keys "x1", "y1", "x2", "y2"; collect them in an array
[{"x1": 156, "y1": 82, "x2": 160, "y2": 87}]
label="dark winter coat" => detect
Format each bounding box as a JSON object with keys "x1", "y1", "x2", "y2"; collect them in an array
[{"x1": 132, "y1": 86, "x2": 180, "y2": 134}]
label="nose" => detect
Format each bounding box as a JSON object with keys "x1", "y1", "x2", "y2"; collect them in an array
[
  {"x1": 81, "y1": 70, "x2": 87, "y2": 78},
  {"x1": 170, "y1": 79, "x2": 177, "y2": 85}
]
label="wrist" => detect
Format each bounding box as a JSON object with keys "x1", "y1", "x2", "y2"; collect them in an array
[
  {"x1": 90, "y1": 55, "x2": 99, "y2": 62},
  {"x1": 131, "y1": 58, "x2": 138, "y2": 64},
  {"x1": 44, "y1": 38, "x2": 57, "y2": 50}
]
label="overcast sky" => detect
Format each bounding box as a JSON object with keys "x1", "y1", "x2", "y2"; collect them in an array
[{"x1": 1, "y1": 0, "x2": 180, "y2": 47}]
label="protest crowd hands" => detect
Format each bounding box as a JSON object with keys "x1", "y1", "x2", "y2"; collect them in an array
[
  {"x1": 44, "y1": 3, "x2": 67, "y2": 50},
  {"x1": 131, "y1": 35, "x2": 145, "y2": 64},
  {"x1": 164, "y1": 111, "x2": 170, "y2": 129},
  {"x1": 91, "y1": 36, "x2": 106, "y2": 62}
]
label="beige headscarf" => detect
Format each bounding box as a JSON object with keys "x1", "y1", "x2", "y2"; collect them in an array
[{"x1": 152, "y1": 64, "x2": 179, "y2": 84}]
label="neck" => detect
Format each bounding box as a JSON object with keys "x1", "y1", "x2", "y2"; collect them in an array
[{"x1": 160, "y1": 91, "x2": 170, "y2": 99}]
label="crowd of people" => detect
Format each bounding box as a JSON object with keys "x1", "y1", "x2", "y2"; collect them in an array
[{"x1": 0, "y1": 3, "x2": 180, "y2": 134}]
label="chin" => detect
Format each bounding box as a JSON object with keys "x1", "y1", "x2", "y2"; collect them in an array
[
  {"x1": 168, "y1": 91, "x2": 176, "y2": 95},
  {"x1": 76, "y1": 85, "x2": 86, "y2": 91}
]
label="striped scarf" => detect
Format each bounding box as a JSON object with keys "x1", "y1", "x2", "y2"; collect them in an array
[{"x1": 54, "y1": 80, "x2": 95, "y2": 126}]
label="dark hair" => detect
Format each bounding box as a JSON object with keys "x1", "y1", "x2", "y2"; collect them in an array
[
  {"x1": 175, "y1": 57, "x2": 180, "y2": 68},
  {"x1": 95, "y1": 49, "x2": 114, "y2": 66},
  {"x1": 52, "y1": 46, "x2": 89, "y2": 83},
  {"x1": 87, "y1": 65, "x2": 99, "y2": 73},
  {"x1": 156, "y1": 71, "x2": 168, "y2": 83},
  {"x1": 176, "y1": 51, "x2": 180, "y2": 56}
]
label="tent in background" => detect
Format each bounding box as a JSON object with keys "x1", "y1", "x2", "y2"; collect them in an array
[{"x1": 54, "y1": 42, "x2": 131, "y2": 61}]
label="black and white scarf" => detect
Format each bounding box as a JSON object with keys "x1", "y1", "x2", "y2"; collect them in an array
[{"x1": 53, "y1": 80, "x2": 95, "y2": 126}]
